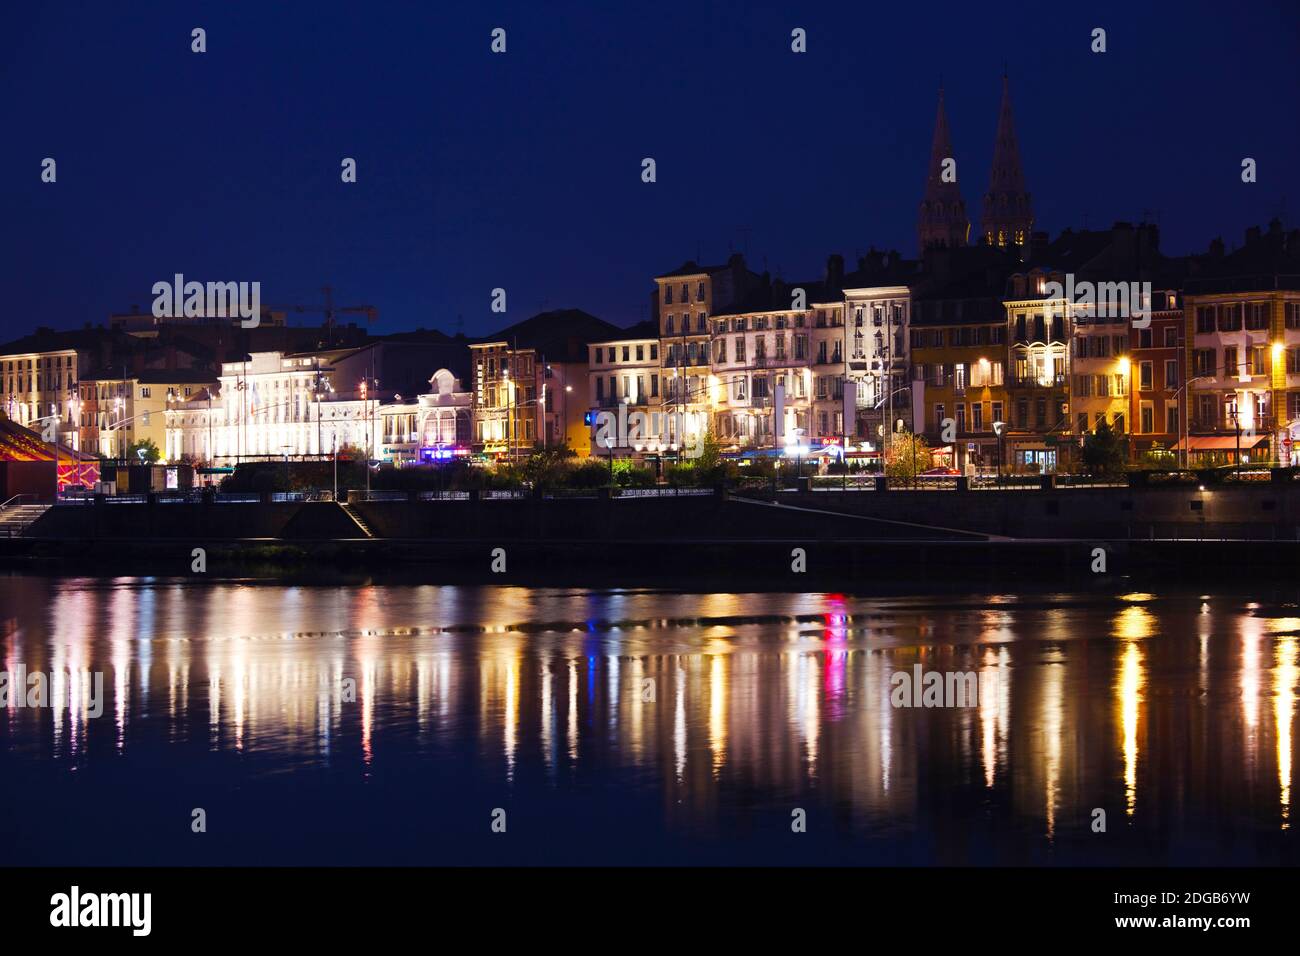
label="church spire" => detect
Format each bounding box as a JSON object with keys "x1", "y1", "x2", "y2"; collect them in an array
[
  {"x1": 981, "y1": 73, "x2": 1033, "y2": 251},
  {"x1": 917, "y1": 87, "x2": 969, "y2": 252}
]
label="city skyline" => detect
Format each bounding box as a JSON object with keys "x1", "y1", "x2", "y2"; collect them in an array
[{"x1": 2, "y1": 1, "x2": 1298, "y2": 338}]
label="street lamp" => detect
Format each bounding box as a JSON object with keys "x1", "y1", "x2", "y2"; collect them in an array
[{"x1": 992, "y1": 420, "x2": 1007, "y2": 483}]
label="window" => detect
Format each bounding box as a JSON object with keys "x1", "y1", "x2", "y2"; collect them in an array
[
  {"x1": 594, "y1": 347, "x2": 603, "y2": 364},
  {"x1": 1196, "y1": 307, "x2": 1214, "y2": 333},
  {"x1": 1113, "y1": 413, "x2": 1125, "y2": 433},
  {"x1": 1164, "y1": 327, "x2": 1178, "y2": 348},
  {"x1": 1217, "y1": 304, "x2": 1242, "y2": 332},
  {"x1": 1246, "y1": 302, "x2": 1269, "y2": 331},
  {"x1": 933, "y1": 404, "x2": 945, "y2": 428},
  {"x1": 650, "y1": 344, "x2": 658, "y2": 361},
  {"x1": 734, "y1": 337, "x2": 746, "y2": 362},
  {"x1": 972, "y1": 402, "x2": 984, "y2": 431},
  {"x1": 1036, "y1": 398, "x2": 1046, "y2": 427},
  {"x1": 622, "y1": 346, "x2": 630, "y2": 362},
  {"x1": 666, "y1": 315, "x2": 674, "y2": 334},
  {"x1": 1139, "y1": 361, "x2": 1153, "y2": 391},
  {"x1": 1140, "y1": 402, "x2": 1154, "y2": 434},
  {"x1": 1192, "y1": 349, "x2": 1215, "y2": 377},
  {"x1": 697, "y1": 281, "x2": 706, "y2": 302},
  {"x1": 991, "y1": 402, "x2": 1003, "y2": 425},
  {"x1": 1077, "y1": 412, "x2": 1088, "y2": 433},
  {"x1": 1223, "y1": 346, "x2": 1239, "y2": 377},
  {"x1": 636, "y1": 345, "x2": 644, "y2": 362},
  {"x1": 956, "y1": 404, "x2": 966, "y2": 433},
  {"x1": 664, "y1": 286, "x2": 673, "y2": 305},
  {"x1": 1165, "y1": 403, "x2": 1178, "y2": 435},
  {"x1": 1165, "y1": 359, "x2": 1178, "y2": 388},
  {"x1": 1138, "y1": 329, "x2": 1153, "y2": 349},
  {"x1": 651, "y1": 375, "x2": 658, "y2": 397},
  {"x1": 140, "y1": 387, "x2": 151, "y2": 398},
  {"x1": 1247, "y1": 345, "x2": 1266, "y2": 376}
]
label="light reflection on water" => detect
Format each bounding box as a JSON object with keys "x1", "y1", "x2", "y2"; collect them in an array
[{"x1": 2, "y1": 577, "x2": 1299, "y2": 865}]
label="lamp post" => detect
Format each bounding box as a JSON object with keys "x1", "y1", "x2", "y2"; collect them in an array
[{"x1": 993, "y1": 420, "x2": 1006, "y2": 485}]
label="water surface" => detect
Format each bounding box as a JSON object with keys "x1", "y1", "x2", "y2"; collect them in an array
[{"x1": 2, "y1": 576, "x2": 1298, "y2": 865}]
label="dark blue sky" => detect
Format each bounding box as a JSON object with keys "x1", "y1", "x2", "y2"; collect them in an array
[{"x1": 2, "y1": 1, "x2": 1296, "y2": 339}]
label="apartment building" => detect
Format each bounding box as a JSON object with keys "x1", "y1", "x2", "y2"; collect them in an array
[
  {"x1": 1128, "y1": 294, "x2": 1183, "y2": 458},
  {"x1": 587, "y1": 321, "x2": 662, "y2": 457},
  {"x1": 655, "y1": 256, "x2": 758, "y2": 446},
  {"x1": 1181, "y1": 221, "x2": 1300, "y2": 466}
]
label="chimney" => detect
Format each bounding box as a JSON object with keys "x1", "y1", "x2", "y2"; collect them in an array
[
  {"x1": 1030, "y1": 230, "x2": 1049, "y2": 260},
  {"x1": 825, "y1": 254, "x2": 845, "y2": 289}
]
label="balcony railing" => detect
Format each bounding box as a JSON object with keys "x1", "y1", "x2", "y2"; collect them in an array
[{"x1": 1010, "y1": 374, "x2": 1068, "y2": 388}]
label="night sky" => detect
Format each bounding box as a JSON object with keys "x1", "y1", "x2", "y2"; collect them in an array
[{"x1": 1, "y1": 1, "x2": 1296, "y2": 339}]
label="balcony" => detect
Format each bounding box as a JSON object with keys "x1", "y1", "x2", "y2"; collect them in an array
[{"x1": 1011, "y1": 374, "x2": 1067, "y2": 389}]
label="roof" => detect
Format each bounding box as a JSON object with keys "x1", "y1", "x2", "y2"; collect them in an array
[
  {"x1": 485, "y1": 309, "x2": 621, "y2": 362},
  {"x1": 0, "y1": 417, "x2": 97, "y2": 462},
  {"x1": 593, "y1": 319, "x2": 659, "y2": 344}
]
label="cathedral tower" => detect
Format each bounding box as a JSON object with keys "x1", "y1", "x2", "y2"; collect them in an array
[
  {"x1": 917, "y1": 88, "x2": 970, "y2": 252},
  {"x1": 981, "y1": 73, "x2": 1033, "y2": 250}
]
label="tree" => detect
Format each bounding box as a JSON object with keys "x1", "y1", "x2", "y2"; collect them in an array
[
  {"x1": 884, "y1": 429, "x2": 928, "y2": 482},
  {"x1": 1081, "y1": 420, "x2": 1126, "y2": 477},
  {"x1": 126, "y1": 437, "x2": 161, "y2": 463}
]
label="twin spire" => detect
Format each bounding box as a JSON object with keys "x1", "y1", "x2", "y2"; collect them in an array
[{"x1": 918, "y1": 75, "x2": 1033, "y2": 253}]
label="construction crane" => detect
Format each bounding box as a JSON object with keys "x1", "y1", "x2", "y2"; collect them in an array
[{"x1": 263, "y1": 285, "x2": 378, "y2": 345}]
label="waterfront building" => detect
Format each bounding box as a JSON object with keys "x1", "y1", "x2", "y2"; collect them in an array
[
  {"x1": 377, "y1": 369, "x2": 472, "y2": 464},
  {"x1": 708, "y1": 274, "x2": 821, "y2": 452},
  {"x1": 655, "y1": 256, "x2": 758, "y2": 446},
  {"x1": 1182, "y1": 221, "x2": 1300, "y2": 466},
  {"x1": 164, "y1": 342, "x2": 451, "y2": 465},
  {"x1": 79, "y1": 369, "x2": 218, "y2": 459},
  {"x1": 842, "y1": 252, "x2": 918, "y2": 445},
  {"x1": 1002, "y1": 269, "x2": 1072, "y2": 472},
  {"x1": 910, "y1": 262, "x2": 1009, "y2": 473},
  {"x1": 586, "y1": 321, "x2": 662, "y2": 458},
  {"x1": 1128, "y1": 294, "x2": 1183, "y2": 459},
  {"x1": 473, "y1": 309, "x2": 617, "y2": 459}
]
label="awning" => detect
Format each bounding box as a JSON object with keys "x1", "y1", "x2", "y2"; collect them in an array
[{"x1": 1172, "y1": 435, "x2": 1269, "y2": 451}]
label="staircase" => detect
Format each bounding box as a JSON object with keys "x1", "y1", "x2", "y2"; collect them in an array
[
  {"x1": 338, "y1": 503, "x2": 376, "y2": 538},
  {"x1": 0, "y1": 500, "x2": 50, "y2": 537}
]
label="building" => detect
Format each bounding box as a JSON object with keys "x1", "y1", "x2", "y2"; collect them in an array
[
  {"x1": 708, "y1": 277, "x2": 815, "y2": 453},
  {"x1": 79, "y1": 369, "x2": 218, "y2": 459},
  {"x1": 472, "y1": 309, "x2": 619, "y2": 458},
  {"x1": 0, "y1": 327, "x2": 141, "y2": 452},
  {"x1": 981, "y1": 75, "x2": 1033, "y2": 252},
  {"x1": 1181, "y1": 221, "x2": 1300, "y2": 465},
  {"x1": 910, "y1": 256, "x2": 1010, "y2": 473},
  {"x1": 1128, "y1": 294, "x2": 1183, "y2": 459},
  {"x1": 1002, "y1": 269, "x2": 1072, "y2": 472},
  {"x1": 377, "y1": 369, "x2": 472, "y2": 464},
  {"x1": 842, "y1": 251, "x2": 918, "y2": 444},
  {"x1": 163, "y1": 342, "x2": 453, "y2": 465},
  {"x1": 586, "y1": 321, "x2": 662, "y2": 457},
  {"x1": 917, "y1": 88, "x2": 970, "y2": 251},
  {"x1": 655, "y1": 256, "x2": 758, "y2": 447}
]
